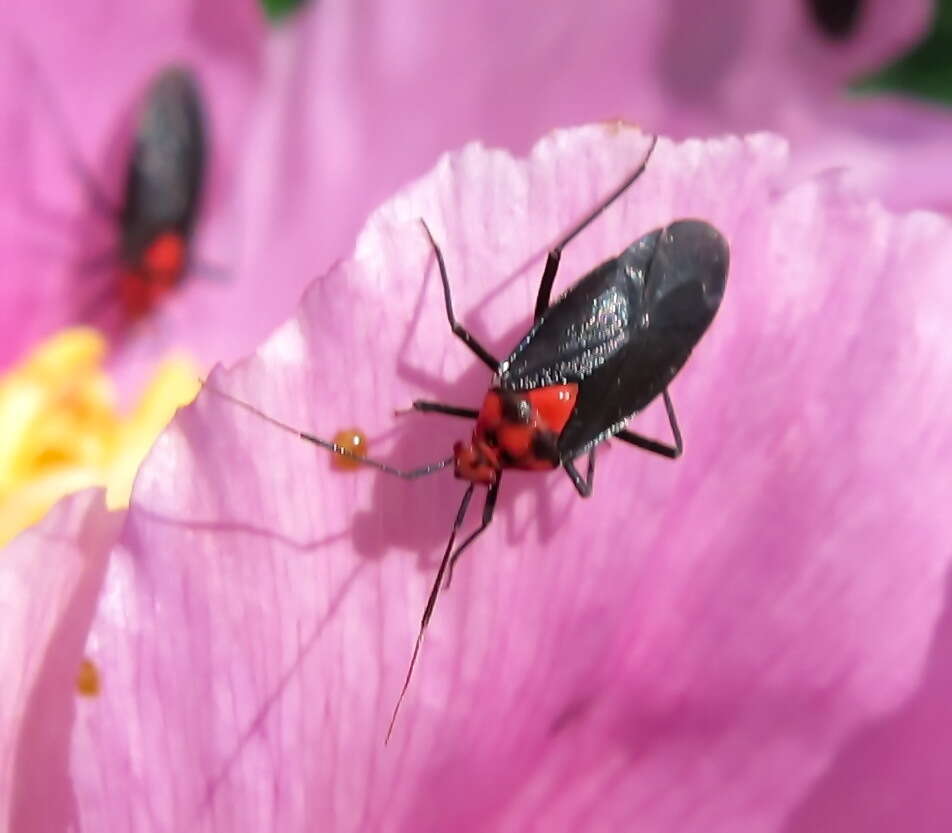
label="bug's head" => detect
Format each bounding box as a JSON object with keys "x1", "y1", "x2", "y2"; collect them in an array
[{"x1": 453, "y1": 439, "x2": 499, "y2": 485}]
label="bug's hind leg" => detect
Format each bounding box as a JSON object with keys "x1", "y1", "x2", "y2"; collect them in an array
[
  {"x1": 564, "y1": 448, "x2": 597, "y2": 498},
  {"x1": 615, "y1": 389, "x2": 683, "y2": 460},
  {"x1": 533, "y1": 134, "x2": 658, "y2": 321},
  {"x1": 419, "y1": 220, "x2": 499, "y2": 372},
  {"x1": 445, "y1": 476, "x2": 501, "y2": 588}
]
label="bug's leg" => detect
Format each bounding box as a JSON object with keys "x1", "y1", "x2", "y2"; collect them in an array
[
  {"x1": 27, "y1": 54, "x2": 119, "y2": 219},
  {"x1": 73, "y1": 272, "x2": 123, "y2": 325},
  {"x1": 203, "y1": 383, "x2": 454, "y2": 479},
  {"x1": 534, "y1": 134, "x2": 658, "y2": 320},
  {"x1": 189, "y1": 259, "x2": 230, "y2": 281},
  {"x1": 387, "y1": 483, "x2": 477, "y2": 743},
  {"x1": 76, "y1": 249, "x2": 118, "y2": 275},
  {"x1": 71, "y1": 160, "x2": 120, "y2": 220},
  {"x1": 16, "y1": 40, "x2": 119, "y2": 219},
  {"x1": 395, "y1": 401, "x2": 479, "y2": 421},
  {"x1": 419, "y1": 220, "x2": 499, "y2": 372},
  {"x1": 615, "y1": 389, "x2": 683, "y2": 459},
  {"x1": 564, "y1": 448, "x2": 597, "y2": 498},
  {"x1": 445, "y1": 476, "x2": 501, "y2": 588},
  {"x1": 533, "y1": 250, "x2": 562, "y2": 322}
]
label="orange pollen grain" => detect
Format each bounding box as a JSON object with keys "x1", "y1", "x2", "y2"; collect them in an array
[{"x1": 332, "y1": 428, "x2": 368, "y2": 471}]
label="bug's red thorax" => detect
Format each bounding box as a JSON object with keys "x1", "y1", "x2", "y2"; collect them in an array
[
  {"x1": 120, "y1": 231, "x2": 186, "y2": 318},
  {"x1": 453, "y1": 384, "x2": 578, "y2": 484}
]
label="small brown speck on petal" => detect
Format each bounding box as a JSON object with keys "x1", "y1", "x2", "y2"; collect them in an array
[{"x1": 76, "y1": 657, "x2": 101, "y2": 697}]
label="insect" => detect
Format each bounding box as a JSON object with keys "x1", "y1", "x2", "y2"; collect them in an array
[
  {"x1": 208, "y1": 134, "x2": 729, "y2": 741},
  {"x1": 28, "y1": 59, "x2": 208, "y2": 323},
  {"x1": 112, "y1": 67, "x2": 207, "y2": 320}
]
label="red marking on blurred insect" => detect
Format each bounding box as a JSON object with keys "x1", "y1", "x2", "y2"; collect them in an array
[
  {"x1": 120, "y1": 231, "x2": 188, "y2": 319},
  {"x1": 26, "y1": 55, "x2": 208, "y2": 325}
]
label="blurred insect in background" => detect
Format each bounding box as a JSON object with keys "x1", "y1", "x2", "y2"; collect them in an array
[
  {"x1": 207, "y1": 135, "x2": 730, "y2": 741},
  {"x1": 26, "y1": 59, "x2": 208, "y2": 329},
  {"x1": 110, "y1": 68, "x2": 206, "y2": 321}
]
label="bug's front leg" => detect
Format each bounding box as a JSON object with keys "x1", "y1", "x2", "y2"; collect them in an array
[
  {"x1": 419, "y1": 220, "x2": 500, "y2": 372},
  {"x1": 396, "y1": 400, "x2": 478, "y2": 421},
  {"x1": 534, "y1": 134, "x2": 658, "y2": 320}
]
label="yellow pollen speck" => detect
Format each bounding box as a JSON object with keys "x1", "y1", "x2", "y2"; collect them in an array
[
  {"x1": 0, "y1": 327, "x2": 200, "y2": 545},
  {"x1": 331, "y1": 427, "x2": 368, "y2": 471},
  {"x1": 76, "y1": 657, "x2": 101, "y2": 697}
]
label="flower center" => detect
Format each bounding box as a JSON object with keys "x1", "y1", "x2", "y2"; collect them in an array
[{"x1": 0, "y1": 327, "x2": 199, "y2": 544}]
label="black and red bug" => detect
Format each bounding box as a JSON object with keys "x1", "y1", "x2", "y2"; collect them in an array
[
  {"x1": 29, "y1": 61, "x2": 208, "y2": 324},
  {"x1": 208, "y1": 135, "x2": 729, "y2": 740},
  {"x1": 112, "y1": 67, "x2": 206, "y2": 320}
]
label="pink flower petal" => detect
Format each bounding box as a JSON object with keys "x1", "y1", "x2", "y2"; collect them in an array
[
  {"x1": 0, "y1": 489, "x2": 121, "y2": 831},
  {"x1": 2, "y1": 0, "x2": 265, "y2": 378},
  {"x1": 3, "y1": 0, "x2": 942, "y2": 388},
  {"x1": 787, "y1": 579, "x2": 952, "y2": 832},
  {"x1": 69, "y1": 127, "x2": 952, "y2": 830},
  {"x1": 237, "y1": 0, "x2": 938, "y2": 318},
  {"x1": 784, "y1": 93, "x2": 952, "y2": 213}
]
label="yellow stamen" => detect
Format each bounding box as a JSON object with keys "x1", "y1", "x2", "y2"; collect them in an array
[{"x1": 0, "y1": 327, "x2": 199, "y2": 545}]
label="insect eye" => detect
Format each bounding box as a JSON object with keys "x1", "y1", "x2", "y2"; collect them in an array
[{"x1": 500, "y1": 394, "x2": 533, "y2": 424}]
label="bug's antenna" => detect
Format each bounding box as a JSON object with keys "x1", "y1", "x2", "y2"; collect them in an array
[
  {"x1": 385, "y1": 483, "x2": 476, "y2": 744},
  {"x1": 201, "y1": 381, "x2": 453, "y2": 479}
]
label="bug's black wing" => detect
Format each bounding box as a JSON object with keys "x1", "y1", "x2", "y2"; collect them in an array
[
  {"x1": 499, "y1": 220, "x2": 728, "y2": 459},
  {"x1": 120, "y1": 68, "x2": 206, "y2": 261},
  {"x1": 498, "y1": 229, "x2": 659, "y2": 390}
]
